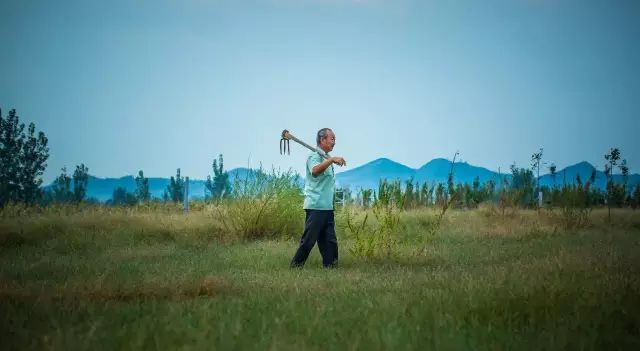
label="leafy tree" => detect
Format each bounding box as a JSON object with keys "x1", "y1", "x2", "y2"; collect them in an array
[
  {"x1": 166, "y1": 168, "x2": 185, "y2": 203},
  {"x1": 604, "y1": 148, "x2": 624, "y2": 221},
  {"x1": 135, "y1": 170, "x2": 150, "y2": 203},
  {"x1": 403, "y1": 178, "x2": 415, "y2": 209},
  {"x1": 435, "y1": 183, "x2": 445, "y2": 206},
  {"x1": 549, "y1": 163, "x2": 557, "y2": 189},
  {"x1": 510, "y1": 163, "x2": 535, "y2": 207},
  {"x1": 531, "y1": 148, "x2": 544, "y2": 207},
  {"x1": 205, "y1": 154, "x2": 231, "y2": 201},
  {"x1": 110, "y1": 186, "x2": 137, "y2": 206},
  {"x1": 52, "y1": 167, "x2": 73, "y2": 203},
  {"x1": 359, "y1": 188, "x2": 373, "y2": 208},
  {"x1": 0, "y1": 108, "x2": 49, "y2": 206},
  {"x1": 632, "y1": 185, "x2": 640, "y2": 210},
  {"x1": 419, "y1": 182, "x2": 432, "y2": 207},
  {"x1": 72, "y1": 164, "x2": 89, "y2": 202}
]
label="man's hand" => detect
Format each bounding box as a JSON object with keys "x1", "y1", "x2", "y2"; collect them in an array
[{"x1": 331, "y1": 156, "x2": 346, "y2": 166}]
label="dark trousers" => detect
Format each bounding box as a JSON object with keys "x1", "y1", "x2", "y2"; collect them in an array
[{"x1": 291, "y1": 210, "x2": 338, "y2": 268}]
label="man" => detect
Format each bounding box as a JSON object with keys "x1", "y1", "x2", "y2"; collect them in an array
[{"x1": 290, "y1": 128, "x2": 346, "y2": 268}]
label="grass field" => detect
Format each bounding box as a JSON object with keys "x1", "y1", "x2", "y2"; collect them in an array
[{"x1": 1, "y1": 206, "x2": 639, "y2": 350}]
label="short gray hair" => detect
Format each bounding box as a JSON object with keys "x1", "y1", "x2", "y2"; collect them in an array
[{"x1": 316, "y1": 128, "x2": 332, "y2": 145}]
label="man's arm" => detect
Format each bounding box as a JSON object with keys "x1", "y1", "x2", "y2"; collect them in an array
[{"x1": 312, "y1": 156, "x2": 345, "y2": 177}]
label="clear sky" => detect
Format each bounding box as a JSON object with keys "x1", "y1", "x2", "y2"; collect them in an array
[{"x1": 1, "y1": 0, "x2": 639, "y2": 183}]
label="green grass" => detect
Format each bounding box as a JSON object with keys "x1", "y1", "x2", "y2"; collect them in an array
[{"x1": 1, "y1": 206, "x2": 639, "y2": 350}]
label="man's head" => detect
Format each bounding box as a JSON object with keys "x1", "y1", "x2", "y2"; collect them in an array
[{"x1": 316, "y1": 128, "x2": 335, "y2": 153}]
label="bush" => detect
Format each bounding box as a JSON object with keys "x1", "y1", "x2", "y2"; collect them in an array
[{"x1": 214, "y1": 168, "x2": 304, "y2": 240}]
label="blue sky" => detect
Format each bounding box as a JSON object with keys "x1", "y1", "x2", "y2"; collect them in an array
[{"x1": 1, "y1": 0, "x2": 639, "y2": 183}]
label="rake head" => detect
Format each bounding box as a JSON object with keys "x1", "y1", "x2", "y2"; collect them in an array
[{"x1": 280, "y1": 129, "x2": 290, "y2": 155}]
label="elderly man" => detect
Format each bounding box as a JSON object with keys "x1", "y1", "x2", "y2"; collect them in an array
[{"x1": 290, "y1": 128, "x2": 346, "y2": 268}]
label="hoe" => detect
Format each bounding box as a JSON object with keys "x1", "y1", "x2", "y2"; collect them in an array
[{"x1": 280, "y1": 129, "x2": 346, "y2": 166}]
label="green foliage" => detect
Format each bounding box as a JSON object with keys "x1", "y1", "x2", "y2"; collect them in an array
[
  {"x1": 1, "y1": 206, "x2": 639, "y2": 350},
  {"x1": 134, "y1": 170, "x2": 150, "y2": 203},
  {"x1": 109, "y1": 186, "x2": 137, "y2": 206},
  {"x1": 340, "y1": 200, "x2": 401, "y2": 259},
  {"x1": 165, "y1": 168, "x2": 185, "y2": 203},
  {"x1": 556, "y1": 185, "x2": 593, "y2": 229},
  {"x1": 604, "y1": 147, "x2": 628, "y2": 222},
  {"x1": 72, "y1": 163, "x2": 89, "y2": 202},
  {"x1": 358, "y1": 188, "x2": 373, "y2": 208},
  {"x1": 435, "y1": 183, "x2": 445, "y2": 206},
  {"x1": 51, "y1": 167, "x2": 73, "y2": 203},
  {"x1": 632, "y1": 185, "x2": 640, "y2": 210},
  {"x1": 205, "y1": 154, "x2": 231, "y2": 201},
  {"x1": 509, "y1": 163, "x2": 535, "y2": 207},
  {"x1": 0, "y1": 108, "x2": 49, "y2": 206},
  {"x1": 214, "y1": 168, "x2": 303, "y2": 240}
]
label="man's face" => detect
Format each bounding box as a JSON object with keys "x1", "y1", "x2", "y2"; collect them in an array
[{"x1": 320, "y1": 130, "x2": 336, "y2": 152}]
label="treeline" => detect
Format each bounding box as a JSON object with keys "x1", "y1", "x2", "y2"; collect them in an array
[
  {"x1": 1, "y1": 108, "x2": 638, "y2": 210},
  {"x1": 339, "y1": 148, "x2": 640, "y2": 211},
  {"x1": 1, "y1": 108, "x2": 235, "y2": 207}
]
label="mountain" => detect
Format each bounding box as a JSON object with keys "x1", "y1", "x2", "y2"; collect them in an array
[
  {"x1": 336, "y1": 158, "x2": 415, "y2": 191},
  {"x1": 336, "y1": 158, "x2": 503, "y2": 189},
  {"x1": 537, "y1": 161, "x2": 640, "y2": 190},
  {"x1": 414, "y1": 158, "x2": 500, "y2": 185}
]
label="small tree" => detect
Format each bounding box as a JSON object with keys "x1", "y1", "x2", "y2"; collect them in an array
[
  {"x1": 72, "y1": 164, "x2": 89, "y2": 202},
  {"x1": 0, "y1": 108, "x2": 50, "y2": 206},
  {"x1": 166, "y1": 168, "x2": 185, "y2": 203},
  {"x1": 111, "y1": 186, "x2": 137, "y2": 206},
  {"x1": 135, "y1": 170, "x2": 150, "y2": 203},
  {"x1": 549, "y1": 163, "x2": 557, "y2": 189},
  {"x1": 52, "y1": 167, "x2": 73, "y2": 203},
  {"x1": 510, "y1": 163, "x2": 535, "y2": 207},
  {"x1": 604, "y1": 148, "x2": 624, "y2": 222},
  {"x1": 205, "y1": 154, "x2": 231, "y2": 201},
  {"x1": 531, "y1": 148, "x2": 544, "y2": 208},
  {"x1": 435, "y1": 183, "x2": 445, "y2": 206},
  {"x1": 632, "y1": 184, "x2": 640, "y2": 210}
]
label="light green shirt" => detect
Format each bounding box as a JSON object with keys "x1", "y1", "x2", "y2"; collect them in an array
[{"x1": 303, "y1": 151, "x2": 335, "y2": 210}]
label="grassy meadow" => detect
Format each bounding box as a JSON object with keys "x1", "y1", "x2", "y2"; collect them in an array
[{"x1": 1, "y1": 204, "x2": 639, "y2": 350}]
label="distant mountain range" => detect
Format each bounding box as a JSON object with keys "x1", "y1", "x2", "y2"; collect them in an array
[
  {"x1": 45, "y1": 158, "x2": 640, "y2": 202},
  {"x1": 336, "y1": 158, "x2": 640, "y2": 192}
]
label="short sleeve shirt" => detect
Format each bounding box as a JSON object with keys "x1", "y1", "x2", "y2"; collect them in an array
[{"x1": 303, "y1": 152, "x2": 335, "y2": 210}]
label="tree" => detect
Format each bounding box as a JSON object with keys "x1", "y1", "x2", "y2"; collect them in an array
[
  {"x1": 632, "y1": 185, "x2": 640, "y2": 210},
  {"x1": 404, "y1": 178, "x2": 415, "y2": 209},
  {"x1": 604, "y1": 148, "x2": 624, "y2": 221},
  {"x1": 531, "y1": 148, "x2": 544, "y2": 207},
  {"x1": 510, "y1": 163, "x2": 535, "y2": 207},
  {"x1": 359, "y1": 188, "x2": 373, "y2": 208},
  {"x1": 72, "y1": 164, "x2": 89, "y2": 202},
  {"x1": 110, "y1": 186, "x2": 137, "y2": 206},
  {"x1": 52, "y1": 167, "x2": 73, "y2": 203},
  {"x1": 549, "y1": 163, "x2": 557, "y2": 189},
  {"x1": 166, "y1": 168, "x2": 185, "y2": 203},
  {"x1": 135, "y1": 170, "x2": 150, "y2": 203},
  {"x1": 620, "y1": 159, "x2": 629, "y2": 198},
  {"x1": 0, "y1": 108, "x2": 50, "y2": 206},
  {"x1": 205, "y1": 154, "x2": 231, "y2": 200},
  {"x1": 435, "y1": 183, "x2": 445, "y2": 206},
  {"x1": 419, "y1": 182, "x2": 432, "y2": 207}
]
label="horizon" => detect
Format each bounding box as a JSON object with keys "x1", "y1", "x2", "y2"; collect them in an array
[{"x1": 65, "y1": 157, "x2": 637, "y2": 183}]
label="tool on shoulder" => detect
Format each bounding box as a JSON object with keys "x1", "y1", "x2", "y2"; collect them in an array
[{"x1": 280, "y1": 129, "x2": 346, "y2": 166}]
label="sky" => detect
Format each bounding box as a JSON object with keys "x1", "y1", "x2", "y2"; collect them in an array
[{"x1": 1, "y1": 0, "x2": 639, "y2": 183}]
